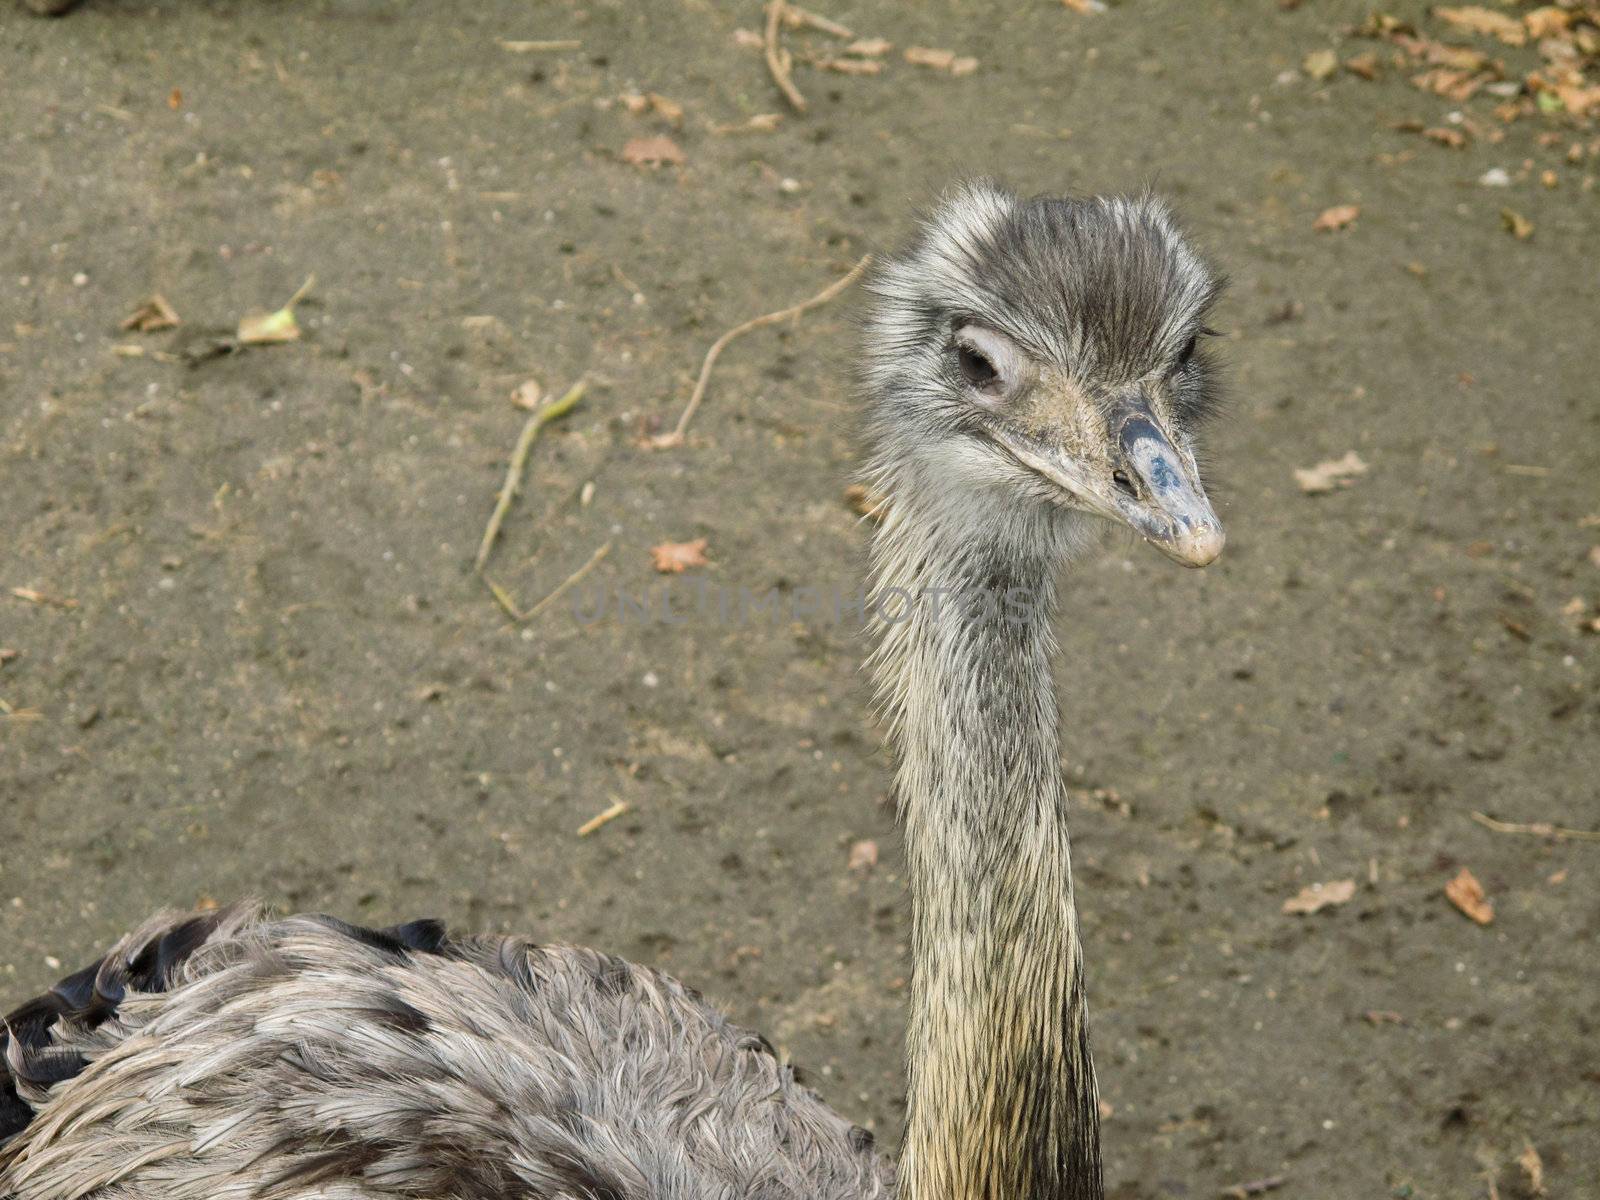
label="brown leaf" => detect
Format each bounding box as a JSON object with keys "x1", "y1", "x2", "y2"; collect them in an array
[
  {"x1": 1434, "y1": 6, "x2": 1527, "y2": 46},
  {"x1": 0, "y1": 648, "x2": 19, "y2": 667},
  {"x1": 1294, "y1": 450, "x2": 1368, "y2": 494},
  {"x1": 1061, "y1": 0, "x2": 1106, "y2": 12},
  {"x1": 1524, "y1": 7, "x2": 1569, "y2": 39},
  {"x1": 1345, "y1": 51, "x2": 1381, "y2": 80},
  {"x1": 1303, "y1": 49, "x2": 1339, "y2": 81},
  {"x1": 1424, "y1": 126, "x2": 1468, "y2": 148},
  {"x1": 1363, "y1": 1009, "x2": 1406, "y2": 1025},
  {"x1": 650, "y1": 537, "x2": 709, "y2": 573},
  {"x1": 1394, "y1": 35, "x2": 1494, "y2": 71},
  {"x1": 1282, "y1": 879, "x2": 1357, "y2": 915},
  {"x1": 167, "y1": 87, "x2": 183, "y2": 110},
  {"x1": 1312, "y1": 204, "x2": 1361, "y2": 231},
  {"x1": 621, "y1": 136, "x2": 685, "y2": 168},
  {"x1": 1519, "y1": 1142, "x2": 1545, "y2": 1196},
  {"x1": 1411, "y1": 67, "x2": 1486, "y2": 100},
  {"x1": 847, "y1": 839, "x2": 879, "y2": 870},
  {"x1": 1445, "y1": 867, "x2": 1494, "y2": 924},
  {"x1": 1500, "y1": 207, "x2": 1534, "y2": 240},
  {"x1": 119, "y1": 293, "x2": 181, "y2": 333}
]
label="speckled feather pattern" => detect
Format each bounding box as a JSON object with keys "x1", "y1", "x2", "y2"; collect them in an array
[{"x1": 0, "y1": 906, "x2": 890, "y2": 1199}]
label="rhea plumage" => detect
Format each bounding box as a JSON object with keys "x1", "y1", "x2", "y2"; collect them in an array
[{"x1": 0, "y1": 180, "x2": 1225, "y2": 1200}]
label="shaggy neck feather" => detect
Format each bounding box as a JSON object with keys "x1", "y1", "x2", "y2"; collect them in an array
[{"x1": 868, "y1": 476, "x2": 1103, "y2": 1200}]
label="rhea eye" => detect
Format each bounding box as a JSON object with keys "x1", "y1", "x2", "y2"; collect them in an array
[
  {"x1": 1176, "y1": 335, "x2": 1198, "y2": 368},
  {"x1": 957, "y1": 344, "x2": 1000, "y2": 391}
]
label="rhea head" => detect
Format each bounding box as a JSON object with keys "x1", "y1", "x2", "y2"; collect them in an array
[{"x1": 862, "y1": 179, "x2": 1226, "y2": 569}]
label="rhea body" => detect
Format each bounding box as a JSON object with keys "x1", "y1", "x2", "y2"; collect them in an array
[{"x1": 0, "y1": 181, "x2": 1224, "y2": 1200}]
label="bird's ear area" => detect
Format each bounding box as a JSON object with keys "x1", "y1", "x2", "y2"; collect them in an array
[{"x1": 949, "y1": 323, "x2": 1026, "y2": 408}]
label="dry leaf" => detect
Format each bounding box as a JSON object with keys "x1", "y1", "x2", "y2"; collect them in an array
[
  {"x1": 1434, "y1": 6, "x2": 1527, "y2": 46},
  {"x1": 1412, "y1": 67, "x2": 1486, "y2": 101},
  {"x1": 1304, "y1": 49, "x2": 1339, "y2": 81},
  {"x1": 1500, "y1": 207, "x2": 1534, "y2": 240},
  {"x1": 1313, "y1": 204, "x2": 1361, "y2": 231},
  {"x1": 1424, "y1": 126, "x2": 1468, "y2": 148},
  {"x1": 650, "y1": 537, "x2": 710, "y2": 573},
  {"x1": 0, "y1": 648, "x2": 19, "y2": 667},
  {"x1": 1445, "y1": 867, "x2": 1494, "y2": 924},
  {"x1": 1345, "y1": 51, "x2": 1381, "y2": 79},
  {"x1": 1282, "y1": 879, "x2": 1357, "y2": 915},
  {"x1": 1060, "y1": 0, "x2": 1107, "y2": 12},
  {"x1": 1519, "y1": 1143, "x2": 1545, "y2": 1195},
  {"x1": 844, "y1": 37, "x2": 892, "y2": 57},
  {"x1": 1415, "y1": 40, "x2": 1492, "y2": 71},
  {"x1": 511, "y1": 379, "x2": 543, "y2": 410},
  {"x1": 167, "y1": 87, "x2": 182, "y2": 110},
  {"x1": 119, "y1": 294, "x2": 180, "y2": 333},
  {"x1": 847, "y1": 839, "x2": 879, "y2": 870},
  {"x1": 1294, "y1": 450, "x2": 1368, "y2": 494},
  {"x1": 621, "y1": 136, "x2": 685, "y2": 168},
  {"x1": 1524, "y1": 8, "x2": 1568, "y2": 39},
  {"x1": 237, "y1": 275, "x2": 315, "y2": 346}
]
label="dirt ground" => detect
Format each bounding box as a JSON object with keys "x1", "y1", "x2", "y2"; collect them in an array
[{"x1": 2, "y1": 1, "x2": 1597, "y2": 1195}]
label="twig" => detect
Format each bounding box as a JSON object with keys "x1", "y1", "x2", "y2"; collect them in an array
[
  {"x1": 781, "y1": 3, "x2": 853, "y2": 38},
  {"x1": 482, "y1": 575, "x2": 527, "y2": 621},
  {"x1": 1471, "y1": 811, "x2": 1600, "y2": 842},
  {"x1": 651, "y1": 254, "x2": 870, "y2": 449},
  {"x1": 498, "y1": 39, "x2": 582, "y2": 52},
  {"x1": 474, "y1": 379, "x2": 586, "y2": 573},
  {"x1": 577, "y1": 799, "x2": 629, "y2": 837},
  {"x1": 522, "y1": 540, "x2": 613, "y2": 624},
  {"x1": 764, "y1": 1, "x2": 807, "y2": 113},
  {"x1": 9, "y1": 587, "x2": 78, "y2": 610},
  {"x1": 1221, "y1": 1176, "x2": 1287, "y2": 1199}
]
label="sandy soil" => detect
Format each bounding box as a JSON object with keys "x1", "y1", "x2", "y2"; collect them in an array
[{"x1": 2, "y1": 2, "x2": 1597, "y2": 1196}]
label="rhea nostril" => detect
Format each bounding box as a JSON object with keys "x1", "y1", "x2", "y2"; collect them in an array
[{"x1": 1111, "y1": 469, "x2": 1139, "y2": 499}]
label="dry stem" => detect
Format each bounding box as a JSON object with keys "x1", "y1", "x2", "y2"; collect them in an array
[
  {"x1": 652, "y1": 254, "x2": 870, "y2": 448},
  {"x1": 1471, "y1": 811, "x2": 1600, "y2": 842},
  {"x1": 474, "y1": 379, "x2": 586, "y2": 573},
  {"x1": 764, "y1": 1, "x2": 808, "y2": 112}
]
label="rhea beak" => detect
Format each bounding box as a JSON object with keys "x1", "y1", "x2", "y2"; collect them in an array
[{"x1": 995, "y1": 396, "x2": 1225, "y2": 568}]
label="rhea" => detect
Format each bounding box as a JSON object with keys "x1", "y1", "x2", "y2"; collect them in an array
[{"x1": 0, "y1": 180, "x2": 1224, "y2": 1200}]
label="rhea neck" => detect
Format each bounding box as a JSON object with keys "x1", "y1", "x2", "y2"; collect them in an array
[{"x1": 868, "y1": 467, "x2": 1103, "y2": 1200}]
